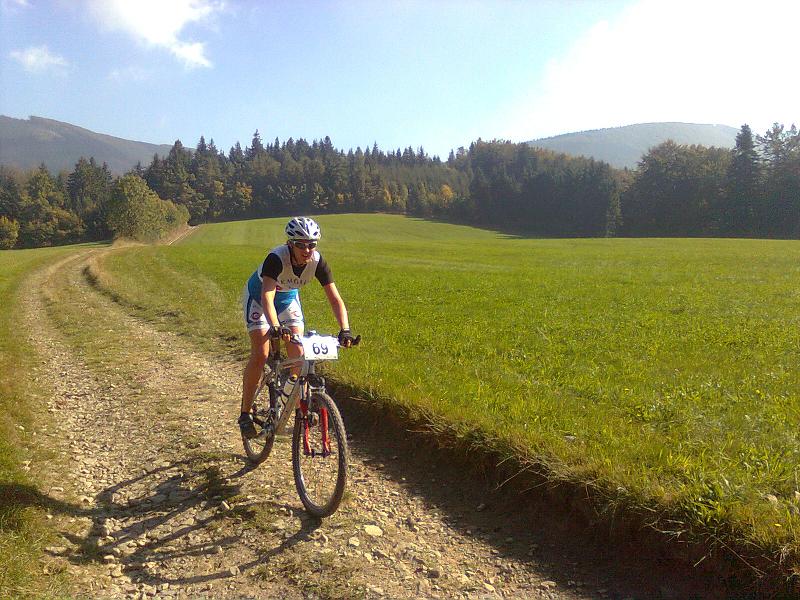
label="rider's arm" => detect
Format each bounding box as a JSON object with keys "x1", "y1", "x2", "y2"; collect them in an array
[
  {"x1": 323, "y1": 282, "x2": 350, "y2": 331},
  {"x1": 261, "y1": 277, "x2": 281, "y2": 329}
]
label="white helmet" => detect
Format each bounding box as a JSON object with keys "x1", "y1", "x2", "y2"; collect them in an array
[{"x1": 285, "y1": 217, "x2": 321, "y2": 241}]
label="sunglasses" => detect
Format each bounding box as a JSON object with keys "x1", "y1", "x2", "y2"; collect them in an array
[{"x1": 291, "y1": 240, "x2": 317, "y2": 250}]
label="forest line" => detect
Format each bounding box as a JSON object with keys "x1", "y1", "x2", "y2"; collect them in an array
[{"x1": 1, "y1": 122, "x2": 798, "y2": 249}]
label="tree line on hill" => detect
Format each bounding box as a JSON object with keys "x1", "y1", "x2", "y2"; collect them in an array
[
  {"x1": 0, "y1": 123, "x2": 797, "y2": 249},
  {"x1": 622, "y1": 124, "x2": 799, "y2": 238}
]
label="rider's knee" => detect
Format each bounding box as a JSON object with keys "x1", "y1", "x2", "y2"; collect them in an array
[{"x1": 250, "y1": 349, "x2": 268, "y2": 369}]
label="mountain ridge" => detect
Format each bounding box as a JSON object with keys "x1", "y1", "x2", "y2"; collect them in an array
[
  {"x1": 528, "y1": 122, "x2": 739, "y2": 169},
  {"x1": 0, "y1": 115, "x2": 174, "y2": 174},
  {"x1": 1, "y1": 115, "x2": 741, "y2": 175}
]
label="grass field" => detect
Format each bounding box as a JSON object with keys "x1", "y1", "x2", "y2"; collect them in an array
[
  {"x1": 87, "y1": 214, "x2": 800, "y2": 570},
  {"x1": 0, "y1": 246, "x2": 78, "y2": 598}
]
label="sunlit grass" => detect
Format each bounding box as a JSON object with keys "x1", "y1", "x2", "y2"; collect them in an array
[{"x1": 93, "y1": 214, "x2": 800, "y2": 564}]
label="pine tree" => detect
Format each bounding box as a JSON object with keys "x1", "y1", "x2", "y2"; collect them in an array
[
  {"x1": 67, "y1": 157, "x2": 112, "y2": 238},
  {"x1": 0, "y1": 168, "x2": 25, "y2": 221},
  {"x1": 247, "y1": 131, "x2": 265, "y2": 159},
  {"x1": 192, "y1": 136, "x2": 224, "y2": 221},
  {"x1": 722, "y1": 124, "x2": 761, "y2": 235}
]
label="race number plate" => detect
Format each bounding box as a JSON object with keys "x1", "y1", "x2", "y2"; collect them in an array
[{"x1": 301, "y1": 335, "x2": 339, "y2": 360}]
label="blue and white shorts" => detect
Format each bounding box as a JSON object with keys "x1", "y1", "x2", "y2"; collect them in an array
[{"x1": 242, "y1": 286, "x2": 304, "y2": 332}]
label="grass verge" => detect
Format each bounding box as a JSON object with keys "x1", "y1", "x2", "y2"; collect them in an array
[{"x1": 0, "y1": 246, "x2": 79, "y2": 599}]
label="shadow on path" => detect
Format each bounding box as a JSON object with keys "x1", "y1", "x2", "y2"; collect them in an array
[{"x1": 5, "y1": 453, "x2": 320, "y2": 592}]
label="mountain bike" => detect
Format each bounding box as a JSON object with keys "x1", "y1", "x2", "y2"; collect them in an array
[{"x1": 242, "y1": 331, "x2": 359, "y2": 518}]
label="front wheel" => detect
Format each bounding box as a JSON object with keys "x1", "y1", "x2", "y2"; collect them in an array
[{"x1": 292, "y1": 391, "x2": 349, "y2": 517}]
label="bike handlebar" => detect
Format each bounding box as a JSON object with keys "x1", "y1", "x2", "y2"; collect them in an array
[{"x1": 285, "y1": 332, "x2": 361, "y2": 348}]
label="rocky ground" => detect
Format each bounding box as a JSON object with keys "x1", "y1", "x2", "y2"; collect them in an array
[{"x1": 18, "y1": 247, "x2": 722, "y2": 599}]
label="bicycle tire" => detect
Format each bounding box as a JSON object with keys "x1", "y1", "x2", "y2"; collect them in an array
[
  {"x1": 291, "y1": 391, "x2": 349, "y2": 518},
  {"x1": 242, "y1": 379, "x2": 276, "y2": 464}
]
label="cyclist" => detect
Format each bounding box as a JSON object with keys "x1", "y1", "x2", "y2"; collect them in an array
[{"x1": 239, "y1": 217, "x2": 356, "y2": 439}]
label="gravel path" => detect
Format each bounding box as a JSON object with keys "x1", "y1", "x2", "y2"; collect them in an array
[{"x1": 20, "y1": 247, "x2": 713, "y2": 600}]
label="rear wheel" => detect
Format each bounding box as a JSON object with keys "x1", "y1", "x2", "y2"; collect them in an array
[
  {"x1": 292, "y1": 391, "x2": 348, "y2": 517},
  {"x1": 242, "y1": 379, "x2": 276, "y2": 464}
]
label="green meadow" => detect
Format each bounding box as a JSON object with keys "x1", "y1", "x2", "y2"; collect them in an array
[{"x1": 75, "y1": 215, "x2": 800, "y2": 565}]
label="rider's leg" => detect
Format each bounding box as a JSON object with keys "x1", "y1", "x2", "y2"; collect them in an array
[
  {"x1": 280, "y1": 296, "x2": 304, "y2": 375},
  {"x1": 242, "y1": 328, "x2": 270, "y2": 414},
  {"x1": 285, "y1": 324, "x2": 305, "y2": 377}
]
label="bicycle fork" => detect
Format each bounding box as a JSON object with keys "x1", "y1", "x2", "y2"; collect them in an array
[{"x1": 300, "y1": 390, "x2": 332, "y2": 457}]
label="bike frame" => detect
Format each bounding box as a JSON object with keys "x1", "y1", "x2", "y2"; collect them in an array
[{"x1": 264, "y1": 339, "x2": 332, "y2": 438}]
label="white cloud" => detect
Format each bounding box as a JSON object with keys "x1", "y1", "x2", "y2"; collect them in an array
[
  {"x1": 1, "y1": 0, "x2": 31, "y2": 10},
  {"x1": 87, "y1": 0, "x2": 223, "y2": 68},
  {"x1": 171, "y1": 42, "x2": 210, "y2": 68},
  {"x1": 9, "y1": 45, "x2": 69, "y2": 72},
  {"x1": 498, "y1": 0, "x2": 800, "y2": 141},
  {"x1": 108, "y1": 65, "x2": 152, "y2": 82}
]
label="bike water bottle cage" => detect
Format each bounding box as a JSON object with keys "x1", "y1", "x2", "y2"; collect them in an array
[{"x1": 282, "y1": 374, "x2": 299, "y2": 397}]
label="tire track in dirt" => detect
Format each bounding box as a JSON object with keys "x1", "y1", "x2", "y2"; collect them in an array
[{"x1": 21, "y1": 247, "x2": 710, "y2": 599}]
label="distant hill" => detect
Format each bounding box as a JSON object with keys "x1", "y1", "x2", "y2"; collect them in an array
[
  {"x1": 528, "y1": 122, "x2": 739, "y2": 169},
  {"x1": 0, "y1": 115, "x2": 174, "y2": 174}
]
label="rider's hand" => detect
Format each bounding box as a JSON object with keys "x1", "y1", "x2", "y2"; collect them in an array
[
  {"x1": 269, "y1": 325, "x2": 292, "y2": 340},
  {"x1": 338, "y1": 328, "x2": 359, "y2": 348}
]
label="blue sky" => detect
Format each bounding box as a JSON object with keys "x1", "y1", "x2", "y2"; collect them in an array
[{"x1": 1, "y1": 0, "x2": 797, "y2": 158}]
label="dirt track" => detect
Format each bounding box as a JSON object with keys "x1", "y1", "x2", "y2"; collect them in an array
[{"x1": 20, "y1": 246, "x2": 721, "y2": 599}]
